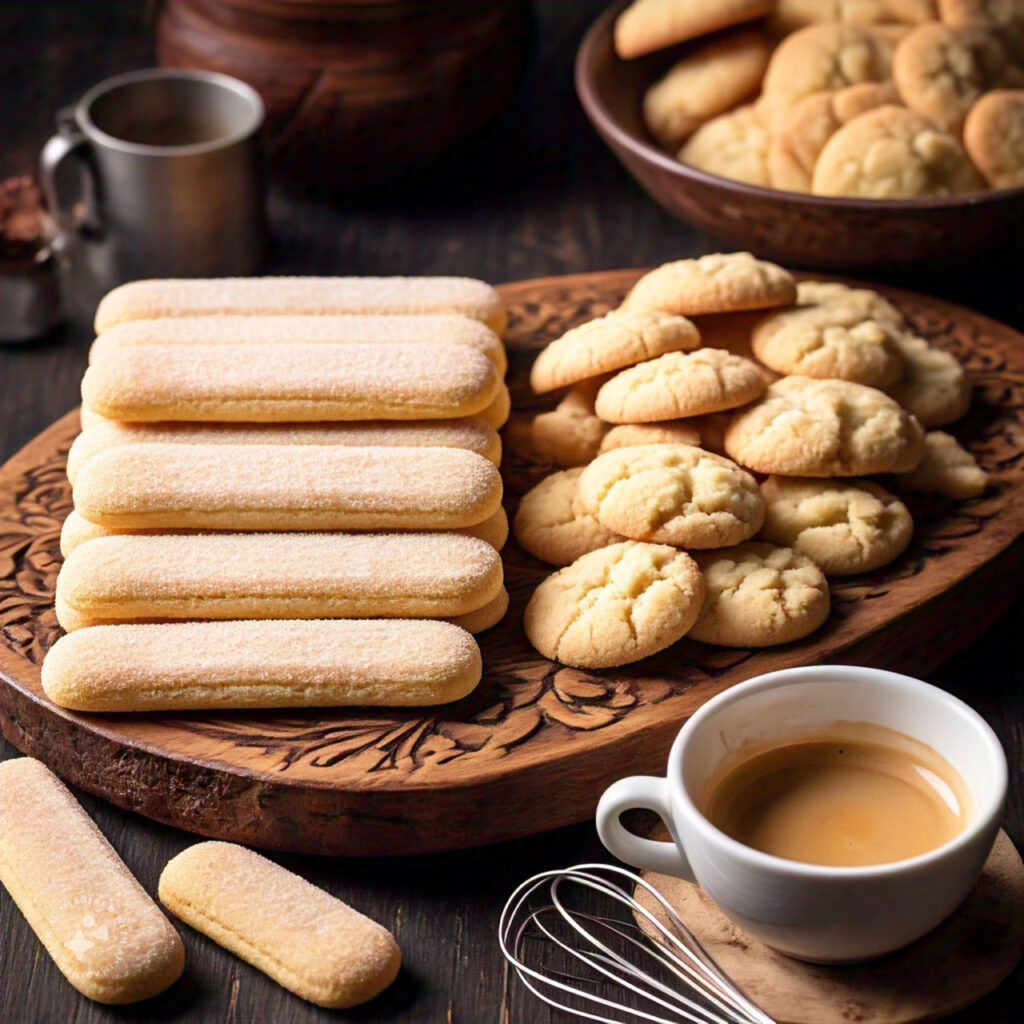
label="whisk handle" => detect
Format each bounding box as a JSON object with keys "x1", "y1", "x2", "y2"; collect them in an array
[{"x1": 596, "y1": 776, "x2": 695, "y2": 880}]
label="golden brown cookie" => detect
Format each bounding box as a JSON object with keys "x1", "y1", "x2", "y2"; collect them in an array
[
  {"x1": 886, "y1": 334, "x2": 971, "y2": 426},
  {"x1": 677, "y1": 104, "x2": 773, "y2": 186},
  {"x1": 759, "y1": 476, "x2": 914, "y2": 574},
  {"x1": 530, "y1": 377, "x2": 610, "y2": 468},
  {"x1": 622, "y1": 253, "x2": 797, "y2": 317},
  {"x1": 689, "y1": 542, "x2": 831, "y2": 647},
  {"x1": 614, "y1": 0, "x2": 774, "y2": 59},
  {"x1": 897, "y1": 430, "x2": 987, "y2": 498},
  {"x1": 595, "y1": 348, "x2": 768, "y2": 423},
  {"x1": 524, "y1": 541, "x2": 705, "y2": 668},
  {"x1": 795, "y1": 280, "x2": 905, "y2": 330},
  {"x1": 513, "y1": 467, "x2": 623, "y2": 567},
  {"x1": 812, "y1": 105, "x2": 985, "y2": 196},
  {"x1": 725, "y1": 376, "x2": 926, "y2": 476},
  {"x1": 964, "y1": 89, "x2": 1024, "y2": 188},
  {"x1": 578, "y1": 443, "x2": 764, "y2": 548},
  {"x1": 599, "y1": 421, "x2": 702, "y2": 453},
  {"x1": 530, "y1": 310, "x2": 700, "y2": 394},
  {"x1": 643, "y1": 28, "x2": 772, "y2": 146},
  {"x1": 893, "y1": 23, "x2": 1010, "y2": 134}
]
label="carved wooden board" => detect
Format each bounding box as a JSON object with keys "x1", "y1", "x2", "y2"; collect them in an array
[{"x1": 1, "y1": 269, "x2": 1023, "y2": 856}]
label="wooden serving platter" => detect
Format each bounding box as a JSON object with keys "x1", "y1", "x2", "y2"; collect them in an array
[{"x1": 1, "y1": 269, "x2": 1023, "y2": 857}]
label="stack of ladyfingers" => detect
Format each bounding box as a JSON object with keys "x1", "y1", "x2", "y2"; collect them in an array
[{"x1": 43, "y1": 276, "x2": 512, "y2": 713}]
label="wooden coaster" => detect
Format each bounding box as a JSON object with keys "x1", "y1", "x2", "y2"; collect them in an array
[{"x1": 635, "y1": 830, "x2": 1024, "y2": 1024}]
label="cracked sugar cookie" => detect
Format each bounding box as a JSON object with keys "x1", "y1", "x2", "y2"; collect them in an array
[
  {"x1": 578, "y1": 443, "x2": 764, "y2": 548},
  {"x1": 964, "y1": 89, "x2": 1024, "y2": 189},
  {"x1": 886, "y1": 334, "x2": 971, "y2": 427},
  {"x1": 769, "y1": 0, "x2": 937, "y2": 36},
  {"x1": 677, "y1": 104, "x2": 773, "y2": 186},
  {"x1": 759, "y1": 476, "x2": 914, "y2": 575},
  {"x1": 812, "y1": 105, "x2": 984, "y2": 197},
  {"x1": 531, "y1": 377, "x2": 610, "y2": 468},
  {"x1": 725, "y1": 376, "x2": 926, "y2": 476},
  {"x1": 689, "y1": 542, "x2": 831, "y2": 647},
  {"x1": 530, "y1": 310, "x2": 699, "y2": 394},
  {"x1": 795, "y1": 281, "x2": 905, "y2": 330},
  {"x1": 897, "y1": 430, "x2": 988, "y2": 498},
  {"x1": 599, "y1": 421, "x2": 702, "y2": 453},
  {"x1": 524, "y1": 541, "x2": 705, "y2": 668},
  {"x1": 615, "y1": 0, "x2": 773, "y2": 59},
  {"x1": 513, "y1": 467, "x2": 622, "y2": 567},
  {"x1": 622, "y1": 253, "x2": 796, "y2": 317},
  {"x1": 595, "y1": 348, "x2": 767, "y2": 423}
]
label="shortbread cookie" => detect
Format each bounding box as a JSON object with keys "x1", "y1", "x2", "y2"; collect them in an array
[
  {"x1": 614, "y1": 0, "x2": 773, "y2": 59},
  {"x1": 886, "y1": 334, "x2": 971, "y2": 426},
  {"x1": 55, "y1": 533, "x2": 503, "y2": 630},
  {"x1": 751, "y1": 304, "x2": 905, "y2": 387},
  {"x1": 448, "y1": 587, "x2": 510, "y2": 633},
  {"x1": 66, "y1": 418, "x2": 501, "y2": 485},
  {"x1": 159, "y1": 842, "x2": 399, "y2": 1008},
  {"x1": 677, "y1": 104, "x2": 773, "y2": 186},
  {"x1": 893, "y1": 23, "x2": 1009, "y2": 134},
  {"x1": 769, "y1": 0, "x2": 937, "y2": 36},
  {"x1": 530, "y1": 310, "x2": 700, "y2": 394},
  {"x1": 531, "y1": 378, "x2": 610, "y2": 467},
  {"x1": 795, "y1": 280, "x2": 905, "y2": 330},
  {"x1": 643, "y1": 28, "x2": 772, "y2": 146},
  {"x1": 768, "y1": 82, "x2": 900, "y2": 191},
  {"x1": 760, "y1": 476, "x2": 914, "y2": 574},
  {"x1": 964, "y1": 89, "x2": 1024, "y2": 189},
  {"x1": 0, "y1": 758, "x2": 184, "y2": 1004},
  {"x1": 759, "y1": 24, "x2": 893, "y2": 127},
  {"x1": 479, "y1": 382, "x2": 511, "y2": 429},
  {"x1": 812, "y1": 105, "x2": 985, "y2": 196},
  {"x1": 599, "y1": 421, "x2": 702, "y2": 453},
  {"x1": 938, "y1": 0, "x2": 1024, "y2": 61},
  {"x1": 524, "y1": 541, "x2": 704, "y2": 668},
  {"x1": 898, "y1": 430, "x2": 987, "y2": 498},
  {"x1": 72, "y1": 443, "x2": 501, "y2": 531},
  {"x1": 513, "y1": 467, "x2": 622, "y2": 566},
  {"x1": 689, "y1": 543, "x2": 831, "y2": 647},
  {"x1": 94, "y1": 276, "x2": 507, "y2": 335},
  {"x1": 595, "y1": 349, "x2": 767, "y2": 423},
  {"x1": 578, "y1": 444, "x2": 764, "y2": 548},
  {"x1": 725, "y1": 376, "x2": 926, "y2": 475},
  {"x1": 622, "y1": 253, "x2": 796, "y2": 317}
]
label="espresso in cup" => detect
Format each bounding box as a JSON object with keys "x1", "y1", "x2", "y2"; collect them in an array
[{"x1": 700, "y1": 722, "x2": 971, "y2": 867}]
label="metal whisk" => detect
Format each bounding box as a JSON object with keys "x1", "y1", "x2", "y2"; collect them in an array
[{"x1": 499, "y1": 863, "x2": 775, "y2": 1024}]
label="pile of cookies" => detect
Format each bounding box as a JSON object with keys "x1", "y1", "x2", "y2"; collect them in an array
[
  {"x1": 516, "y1": 251, "x2": 986, "y2": 669},
  {"x1": 43, "y1": 276, "x2": 513, "y2": 712},
  {"x1": 619, "y1": 0, "x2": 1024, "y2": 195}
]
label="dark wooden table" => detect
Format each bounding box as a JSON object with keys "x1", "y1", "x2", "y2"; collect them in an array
[{"x1": 1, "y1": 3, "x2": 1022, "y2": 1022}]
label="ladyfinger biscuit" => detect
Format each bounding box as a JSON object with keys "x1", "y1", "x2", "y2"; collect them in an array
[
  {"x1": 478, "y1": 381, "x2": 511, "y2": 429},
  {"x1": 66, "y1": 417, "x2": 501, "y2": 484},
  {"x1": 90, "y1": 313, "x2": 507, "y2": 374},
  {"x1": 159, "y1": 842, "x2": 400, "y2": 1008},
  {"x1": 0, "y1": 758, "x2": 184, "y2": 1003},
  {"x1": 72, "y1": 444, "x2": 501, "y2": 530},
  {"x1": 447, "y1": 586, "x2": 510, "y2": 633},
  {"x1": 42, "y1": 619, "x2": 483, "y2": 710},
  {"x1": 94, "y1": 276, "x2": 507, "y2": 335},
  {"x1": 55, "y1": 532, "x2": 503, "y2": 630},
  {"x1": 81, "y1": 343, "x2": 500, "y2": 422}
]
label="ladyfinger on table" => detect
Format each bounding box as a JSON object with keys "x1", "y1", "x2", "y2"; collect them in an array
[
  {"x1": 93, "y1": 276, "x2": 507, "y2": 334},
  {"x1": 42, "y1": 619, "x2": 483, "y2": 710},
  {"x1": 0, "y1": 758, "x2": 184, "y2": 1003},
  {"x1": 66, "y1": 417, "x2": 502, "y2": 484},
  {"x1": 81, "y1": 342, "x2": 500, "y2": 422},
  {"x1": 71, "y1": 443, "x2": 502, "y2": 530},
  {"x1": 89, "y1": 313, "x2": 507, "y2": 374},
  {"x1": 479, "y1": 381, "x2": 512, "y2": 429},
  {"x1": 55, "y1": 532, "x2": 503, "y2": 630},
  {"x1": 159, "y1": 842, "x2": 400, "y2": 1008},
  {"x1": 448, "y1": 586, "x2": 510, "y2": 633},
  {"x1": 58, "y1": 506, "x2": 509, "y2": 558}
]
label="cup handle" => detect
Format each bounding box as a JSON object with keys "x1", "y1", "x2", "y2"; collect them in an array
[
  {"x1": 596, "y1": 776, "x2": 695, "y2": 881},
  {"x1": 40, "y1": 109, "x2": 102, "y2": 240}
]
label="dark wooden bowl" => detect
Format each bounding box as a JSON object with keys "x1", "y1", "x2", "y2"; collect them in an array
[
  {"x1": 575, "y1": 1, "x2": 1024, "y2": 273},
  {"x1": 156, "y1": 0, "x2": 533, "y2": 188}
]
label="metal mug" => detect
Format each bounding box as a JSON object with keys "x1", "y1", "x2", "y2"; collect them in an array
[{"x1": 40, "y1": 68, "x2": 266, "y2": 290}]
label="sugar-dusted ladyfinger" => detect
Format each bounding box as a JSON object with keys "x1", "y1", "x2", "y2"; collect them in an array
[
  {"x1": 0, "y1": 758, "x2": 184, "y2": 1003},
  {"x1": 159, "y1": 842, "x2": 400, "y2": 1008},
  {"x1": 42, "y1": 619, "x2": 482, "y2": 710},
  {"x1": 448, "y1": 586, "x2": 510, "y2": 633},
  {"x1": 81, "y1": 342, "x2": 500, "y2": 422},
  {"x1": 55, "y1": 532, "x2": 503, "y2": 630},
  {"x1": 71, "y1": 443, "x2": 501, "y2": 530},
  {"x1": 94, "y1": 276, "x2": 507, "y2": 334},
  {"x1": 89, "y1": 313, "x2": 507, "y2": 373},
  {"x1": 479, "y1": 381, "x2": 511, "y2": 429}
]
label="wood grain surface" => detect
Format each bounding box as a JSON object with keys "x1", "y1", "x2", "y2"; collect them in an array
[{"x1": 1, "y1": 2, "x2": 1023, "y2": 1022}]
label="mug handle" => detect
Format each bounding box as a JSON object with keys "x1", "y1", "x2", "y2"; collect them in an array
[
  {"x1": 596, "y1": 776, "x2": 695, "y2": 881},
  {"x1": 40, "y1": 108, "x2": 102, "y2": 240}
]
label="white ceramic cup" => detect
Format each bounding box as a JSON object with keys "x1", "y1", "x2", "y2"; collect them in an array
[{"x1": 596, "y1": 666, "x2": 1007, "y2": 963}]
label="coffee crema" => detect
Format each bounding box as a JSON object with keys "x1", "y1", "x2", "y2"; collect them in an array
[{"x1": 700, "y1": 722, "x2": 970, "y2": 867}]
